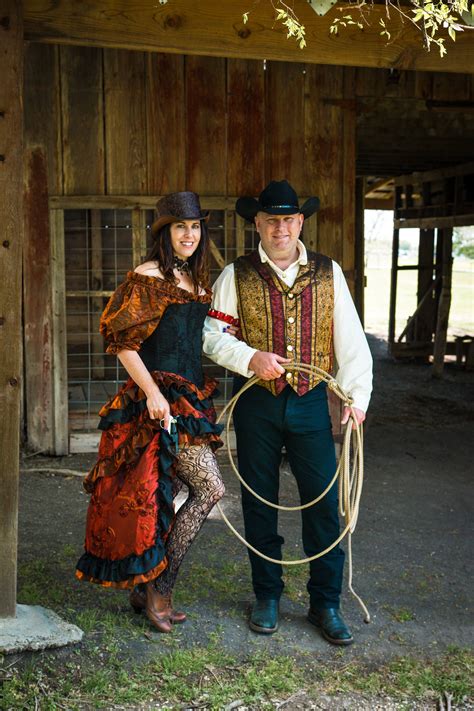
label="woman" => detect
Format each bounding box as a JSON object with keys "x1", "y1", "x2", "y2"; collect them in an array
[{"x1": 76, "y1": 192, "x2": 225, "y2": 633}]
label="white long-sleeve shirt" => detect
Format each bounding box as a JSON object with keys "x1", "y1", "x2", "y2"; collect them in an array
[{"x1": 203, "y1": 240, "x2": 373, "y2": 412}]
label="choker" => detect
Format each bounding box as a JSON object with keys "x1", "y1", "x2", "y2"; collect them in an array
[{"x1": 173, "y1": 255, "x2": 190, "y2": 274}]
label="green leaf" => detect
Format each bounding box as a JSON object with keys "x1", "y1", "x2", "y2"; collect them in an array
[{"x1": 448, "y1": 25, "x2": 456, "y2": 40}]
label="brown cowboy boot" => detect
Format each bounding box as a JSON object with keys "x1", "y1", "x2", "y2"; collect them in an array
[
  {"x1": 130, "y1": 584, "x2": 187, "y2": 624},
  {"x1": 144, "y1": 582, "x2": 173, "y2": 633}
]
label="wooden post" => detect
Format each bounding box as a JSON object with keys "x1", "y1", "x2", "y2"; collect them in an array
[
  {"x1": 0, "y1": 0, "x2": 23, "y2": 619},
  {"x1": 432, "y1": 228, "x2": 453, "y2": 378},
  {"x1": 388, "y1": 228, "x2": 400, "y2": 346},
  {"x1": 90, "y1": 210, "x2": 104, "y2": 380},
  {"x1": 416, "y1": 228, "x2": 435, "y2": 345},
  {"x1": 50, "y1": 209, "x2": 69, "y2": 455},
  {"x1": 235, "y1": 215, "x2": 246, "y2": 258},
  {"x1": 354, "y1": 177, "x2": 365, "y2": 323}
]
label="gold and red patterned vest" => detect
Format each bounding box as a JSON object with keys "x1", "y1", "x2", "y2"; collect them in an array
[{"x1": 234, "y1": 250, "x2": 334, "y2": 396}]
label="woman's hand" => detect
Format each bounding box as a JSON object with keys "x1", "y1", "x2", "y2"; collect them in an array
[
  {"x1": 146, "y1": 385, "x2": 170, "y2": 429},
  {"x1": 225, "y1": 324, "x2": 242, "y2": 339}
]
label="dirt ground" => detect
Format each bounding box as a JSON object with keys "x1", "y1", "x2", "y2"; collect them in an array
[{"x1": 5, "y1": 335, "x2": 474, "y2": 709}]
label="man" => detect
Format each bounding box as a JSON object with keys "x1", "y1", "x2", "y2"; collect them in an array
[{"x1": 203, "y1": 180, "x2": 372, "y2": 645}]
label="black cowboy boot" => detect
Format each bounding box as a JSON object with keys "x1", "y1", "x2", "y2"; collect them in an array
[
  {"x1": 307, "y1": 607, "x2": 353, "y2": 646},
  {"x1": 249, "y1": 599, "x2": 279, "y2": 634}
]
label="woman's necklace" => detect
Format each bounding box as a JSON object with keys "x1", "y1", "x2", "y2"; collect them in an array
[{"x1": 173, "y1": 255, "x2": 190, "y2": 275}]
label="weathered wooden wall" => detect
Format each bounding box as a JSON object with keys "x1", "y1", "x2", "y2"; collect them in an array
[
  {"x1": 23, "y1": 45, "x2": 474, "y2": 195},
  {"x1": 22, "y1": 43, "x2": 474, "y2": 452}
]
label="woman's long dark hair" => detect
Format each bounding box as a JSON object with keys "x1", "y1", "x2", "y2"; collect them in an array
[{"x1": 143, "y1": 221, "x2": 210, "y2": 294}]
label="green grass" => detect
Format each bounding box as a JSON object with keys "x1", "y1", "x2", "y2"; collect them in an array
[
  {"x1": 175, "y1": 556, "x2": 251, "y2": 607},
  {"x1": 8, "y1": 555, "x2": 473, "y2": 709},
  {"x1": 3, "y1": 645, "x2": 472, "y2": 710},
  {"x1": 1, "y1": 646, "x2": 302, "y2": 710},
  {"x1": 16, "y1": 559, "x2": 67, "y2": 607},
  {"x1": 365, "y1": 266, "x2": 474, "y2": 338},
  {"x1": 384, "y1": 606, "x2": 416, "y2": 623}
]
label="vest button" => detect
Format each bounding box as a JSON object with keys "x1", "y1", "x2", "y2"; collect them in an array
[
  {"x1": 286, "y1": 372, "x2": 293, "y2": 381},
  {"x1": 287, "y1": 344, "x2": 294, "y2": 352},
  {"x1": 288, "y1": 293, "x2": 294, "y2": 299},
  {"x1": 288, "y1": 316, "x2": 295, "y2": 324}
]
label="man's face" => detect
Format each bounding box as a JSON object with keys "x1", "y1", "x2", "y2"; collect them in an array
[{"x1": 254, "y1": 211, "x2": 304, "y2": 259}]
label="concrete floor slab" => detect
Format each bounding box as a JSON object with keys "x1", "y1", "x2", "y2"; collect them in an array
[{"x1": 0, "y1": 604, "x2": 83, "y2": 654}]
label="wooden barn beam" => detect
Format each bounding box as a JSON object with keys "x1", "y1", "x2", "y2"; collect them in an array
[
  {"x1": 24, "y1": 0, "x2": 474, "y2": 74},
  {"x1": 0, "y1": 0, "x2": 24, "y2": 619}
]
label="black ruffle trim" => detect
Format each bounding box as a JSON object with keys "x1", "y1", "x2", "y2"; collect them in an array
[
  {"x1": 99, "y1": 378, "x2": 219, "y2": 431},
  {"x1": 76, "y1": 416, "x2": 222, "y2": 584}
]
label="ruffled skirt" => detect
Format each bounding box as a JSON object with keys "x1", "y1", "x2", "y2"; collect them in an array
[{"x1": 75, "y1": 371, "x2": 223, "y2": 589}]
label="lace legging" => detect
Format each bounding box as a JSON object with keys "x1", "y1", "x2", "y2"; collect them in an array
[{"x1": 153, "y1": 444, "x2": 225, "y2": 595}]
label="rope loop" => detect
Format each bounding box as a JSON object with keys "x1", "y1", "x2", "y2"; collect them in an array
[{"x1": 215, "y1": 363, "x2": 370, "y2": 622}]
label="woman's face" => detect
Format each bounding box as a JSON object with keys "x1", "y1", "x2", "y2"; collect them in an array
[{"x1": 170, "y1": 220, "x2": 201, "y2": 260}]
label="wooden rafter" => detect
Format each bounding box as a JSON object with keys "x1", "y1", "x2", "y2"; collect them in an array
[{"x1": 24, "y1": 0, "x2": 474, "y2": 74}]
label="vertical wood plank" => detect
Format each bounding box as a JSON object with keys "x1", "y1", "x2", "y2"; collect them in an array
[
  {"x1": 185, "y1": 56, "x2": 226, "y2": 195},
  {"x1": 342, "y1": 67, "x2": 356, "y2": 296},
  {"x1": 61, "y1": 46, "x2": 105, "y2": 195},
  {"x1": 303, "y1": 213, "x2": 318, "y2": 253},
  {"x1": 50, "y1": 209, "x2": 69, "y2": 455},
  {"x1": 413, "y1": 71, "x2": 433, "y2": 100},
  {"x1": 236, "y1": 215, "x2": 246, "y2": 257},
  {"x1": 432, "y1": 72, "x2": 470, "y2": 101},
  {"x1": 23, "y1": 148, "x2": 54, "y2": 453},
  {"x1": 416, "y1": 228, "x2": 435, "y2": 344},
  {"x1": 227, "y1": 58, "x2": 265, "y2": 196},
  {"x1": 132, "y1": 207, "x2": 146, "y2": 265},
  {"x1": 0, "y1": 0, "x2": 23, "y2": 619},
  {"x1": 265, "y1": 61, "x2": 305, "y2": 193},
  {"x1": 355, "y1": 67, "x2": 380, "y2": 97},
  {"x1": 305, "y1": 64, "x2": 344, "y2": 263},
  {"x1": 104, "y1": 49, "x2": 147, "y2": 194},
  {"x1": 388, "y1": 228, "x2": 400, "y2": 345},
  {"x1": 24, "y1": 42, "x2": 62, "y2": 194},
  {"x1": 354, "y1": 177, "x2": 365, "y2": 322},
  {"x1": 146, "y1": 53, "x2": 185, "y2": 194},
  {"x1": 90, "y1": 210, "x2": 104, "y2": 379},
  {"x1": 432, "y1": 228, "x2": 453, "y2": 378}
]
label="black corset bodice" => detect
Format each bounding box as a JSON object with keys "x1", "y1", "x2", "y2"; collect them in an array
[{"x1": 139, "y1": 301, "x2": 209, "y2": 387}]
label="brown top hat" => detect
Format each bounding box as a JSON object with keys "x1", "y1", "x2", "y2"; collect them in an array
[{"x1": 151, "y1": 191, "x2": 210, "y2": 235}]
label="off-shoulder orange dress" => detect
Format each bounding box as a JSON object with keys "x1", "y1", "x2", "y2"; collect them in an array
[{"x1": 75, "y1": 272, "x2": 223, "y2": 589}]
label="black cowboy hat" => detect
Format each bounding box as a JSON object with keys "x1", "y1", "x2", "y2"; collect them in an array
[
  {"x1": 151, "y1": 191, "x2": 210, "y2": 235},
  {"x1": 235, "y1": 180, "x2": 320, "y2": 223}
]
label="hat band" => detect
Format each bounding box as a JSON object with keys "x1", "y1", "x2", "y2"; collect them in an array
[{"x1": 264, "y1": 204, "x2": 299, "y2": 210}]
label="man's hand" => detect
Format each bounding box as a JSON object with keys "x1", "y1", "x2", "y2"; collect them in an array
[
  {"x1": 341, "y1": 406, "x2": 365, "y2": 430},
  {"x1": 249, "y1": 351, "x2": 292, "y2": 380}
]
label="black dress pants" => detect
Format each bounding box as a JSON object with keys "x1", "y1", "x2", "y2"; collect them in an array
[{"x1": 233, "y1": 380, "x2": 344, "y2": 609}]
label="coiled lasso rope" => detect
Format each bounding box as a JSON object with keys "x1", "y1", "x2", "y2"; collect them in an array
[{"x1": 215, "y1": 362, "x2": 370, "y2": 623}]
